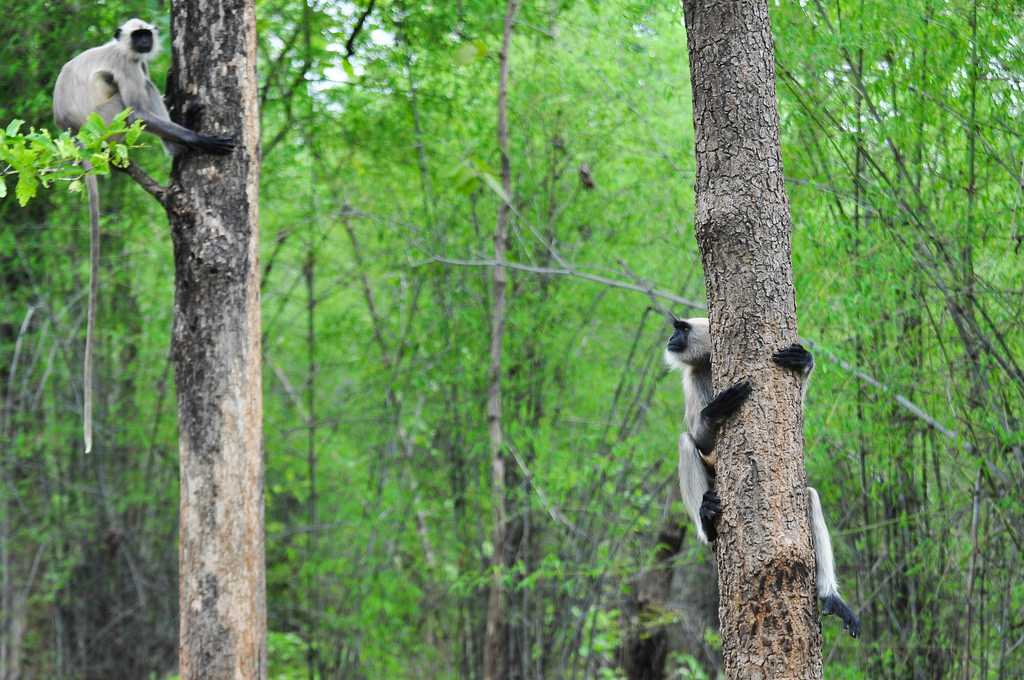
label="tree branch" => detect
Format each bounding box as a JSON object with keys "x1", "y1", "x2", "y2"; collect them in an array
[
  {"x1": 804, "y1": 339, "x2": 975, "y2": 453},
  {"x1": 345, "y1": 0, "x2": 377, "y2": 58},
  {"x1": 423, "y1": 253, "x2": 975, "y2": 454},
  {"x1": 418, "y1": 254, "x2": 705, "y2": 310},
  {"x1": 117, "y1": 163, "x2": 167, "y2": 207}
]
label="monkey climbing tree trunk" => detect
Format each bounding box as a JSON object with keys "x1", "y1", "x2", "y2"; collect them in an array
[
  {"x1": 681, "y1": 2, "x2": 822, "y2": 678},
  {"x1": 165, "y1": 2, "x2": 265, "y2": 679},
  {"x1": 484, "y1": 2, "x2": 519, "y2": 679}
]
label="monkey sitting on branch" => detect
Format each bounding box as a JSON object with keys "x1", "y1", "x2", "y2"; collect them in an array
[{"x1": 53, "y1": 18, "x2": 236, "y2": 453}]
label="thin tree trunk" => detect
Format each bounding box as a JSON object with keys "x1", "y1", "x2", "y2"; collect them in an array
[
  {"x1": 681, "y1": 2, "x2": 821, "y2": 677},
  {"x1": 304, "y1": 244, "x2": 319, "y2": 680},
  {"x1": 165, "y1": 1, "x2": 265, "y2": 678},
  {"x1": 961, "y1": 470, "x2": 982, "y2": 680},
  {"x1": 619, "y1": 490, "x2": 686, "y2": 680},
  {"x1": 484, "y1": 3, "x2": 519, "y2": 679}
]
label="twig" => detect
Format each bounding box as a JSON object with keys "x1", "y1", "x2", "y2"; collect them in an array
[
  {"x1": 117, "y1": 163, "x2": 167, "y2": 207},
  {"x1": 425, "y1": 253, "x2": 978, "y2": 452},
  {"x1": 343, "y1": 217, "x2": 391, "y2": 362},
  {"x1": 804, "y1": 338, "x2": 974, "y2": 453},
  {"x1": 345, "y1": 0, "x2": 377, "y2": 58},
  {"x1": 507, "y1": 441, "x2": 580, "y2": 535},
  {"x1": 418, "y1": 255, "x2": 706, "y2": 310}
]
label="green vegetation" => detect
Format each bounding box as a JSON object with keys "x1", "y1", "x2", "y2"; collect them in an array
[{"x1": 1, "y1": 1, "x2": 1020, "y2": 678}]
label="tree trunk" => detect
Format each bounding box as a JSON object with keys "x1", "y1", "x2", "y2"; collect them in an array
[
  {"x1": 165, "y1": 2, "x2": 266, "y2": 678},
  {"x1": 619, "y1": 496, "x2": 686, "y2": 680},
  {"x1": 681, "y1": 2, "x2": 821, "y2": 678},
  {"x1": 484, "y1": 3, "x2": 519, "y2": 679}
]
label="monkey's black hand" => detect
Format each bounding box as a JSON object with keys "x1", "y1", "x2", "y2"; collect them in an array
[
  {"x1": 772, "y1": 343, "x2": 814, "y2": 374},
  {"x1": 193, "y1": 134, "x2": 236, "y2": 155},
  {"x1": 701, "y1": 381, "x2": 752, "y2": 422},
  {"x1": 699, "y1": 489, "x2": 721, "y2": 542},
  {"x1": 821, "y1": 594, "x2": 861, "y2": 638}
]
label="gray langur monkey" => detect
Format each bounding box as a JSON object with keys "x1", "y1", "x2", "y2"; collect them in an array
[
  {"x1": 664, "y1": 317, "x2": 861, "y2": 638},
  {"x1": 52, "y1": 18, "x2": 235, "y2": 453}
]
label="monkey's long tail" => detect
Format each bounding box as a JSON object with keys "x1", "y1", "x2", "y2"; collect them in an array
[
  {"x1": 83, "y1": 169, "x2": 99, "y2": 454},
  {"x1": 808, "y1": 487, "x2": 861, "y2": 637}
]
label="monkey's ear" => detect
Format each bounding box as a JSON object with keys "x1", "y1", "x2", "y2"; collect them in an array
[{"x1": 114, "y1": 28, "x2": 122, "y2": 40}]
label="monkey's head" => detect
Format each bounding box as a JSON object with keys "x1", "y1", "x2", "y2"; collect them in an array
[
  {"x1": 115, "y1": 18, "x2": 160, "y2": 61},
  {"x1": 664, "y1": 317, "x2": 711, "y2": 370}
]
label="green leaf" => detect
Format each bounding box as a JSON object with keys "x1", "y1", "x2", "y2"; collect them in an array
[
  {"x1": 68, "y1": 179, "x2": 82, "y2": 194},
  {"x1": 79, "y1": 113, "x2": 106, "y2": 146},
  {"x1": 112, "y1": 108, "x2": 132, "y2": 126},
  {"x1": 15, "y1": 173, "x2": 37, "y2": 206},
  {"x1": 55, "y1": 135, "x2": 79, "y2": 160},
  {"x1": 342, "y1": 59, "x2": 356, "y2": 80},
  {"x1": 112, "y1": 144, "x2": 129, "y2": 167},
  {"x1": 89, "y1": 153, "x2": 110, "y2": 174},
  {"x1": 125, "y1": 122, "x2": 144, "y2": 145},
  {"x1": 454, "y1": 39, "x2": 488, "y2": 66},
  {"x1": 0, "y1": 176, "x2": 6, "y2": 198},
  {"x1": 5, "y1": 119, "x2": 24, "y2": 136}
]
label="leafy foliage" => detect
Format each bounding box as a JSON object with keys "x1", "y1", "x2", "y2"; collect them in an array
[{"x1": 0, "y1": 111, "x2": 143, "y2": 205}]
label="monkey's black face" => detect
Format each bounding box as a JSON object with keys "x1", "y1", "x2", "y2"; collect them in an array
[
  {"x1": 131, "y1": 29, "x2": 154, "y2": 54},
  {"x1": 667, "y1": 319, "x2": 690, "y2": 353}
]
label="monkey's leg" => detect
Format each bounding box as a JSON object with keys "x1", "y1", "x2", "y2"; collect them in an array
[
  {"x1": 698, "y1": 488, "x2": 721, "y2": 543},
  {"x1": 679, "y1": 434, "x2": 718, "y2": 543},
  {"x1": 807, "y1": 487, "x2": 861, "y2": 638}
]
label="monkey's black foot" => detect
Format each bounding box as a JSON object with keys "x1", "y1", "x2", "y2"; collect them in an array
[
  {"x1": 701, "y1": 381, "x2": 752, "y2": 422},
  {"x1": 772, "y1": 343, "x2": 814, "y2": 374},
  {"x1": 821, "y1": 594, "x2": 861, "y2": 638},
  {"x1": 193, "y1": 134, "x2": 236, "y2": 155},
  {"x1": 699, "y1": 489, "x2": 721, "y2": 543}
]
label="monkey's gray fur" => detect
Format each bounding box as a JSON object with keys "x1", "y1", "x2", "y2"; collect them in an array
[
  {"x1": 53, "y1": 18, "x2": 234, "y2": 453},
  {"x1": 665, "y1": 317, "x2": 860, "y2": 638},
  {"x1": 54, "y1": 18, "x2": 234, "y2": 155}
]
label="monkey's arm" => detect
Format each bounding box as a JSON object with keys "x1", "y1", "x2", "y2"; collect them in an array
[
  {"x1": 679, "y1": 434, "x2": 720, "y2": 543},
  {"x1": 127, "y1": 110, "x2": 235, "y2": 155},
  {"x1": 690, "y1": 381, "x2": 752, "y2": 453}
]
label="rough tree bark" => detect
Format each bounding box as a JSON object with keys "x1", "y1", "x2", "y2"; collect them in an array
[
  {"x1": 165, "y1": 2, "x2": 266, "y2": 678},
  {"x1": 484, "y1": 2, "x2": 519, "y2": 679},
  {"x1": 681, "y1": 2, "x2": 822, "y2": 678}
]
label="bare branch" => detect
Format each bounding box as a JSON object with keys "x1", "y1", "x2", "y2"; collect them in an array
[
  {"x1": 424, "y1": 252, "x2": 978, "y2": 454},
  {"x1": 117, "y1": 163, "x2": 167, "y2": 207},
  {"x1": 507, "y1": 442, "x2": 581, "y2": 535},
  {"x1": 419, "y1": 255, "x2": 706, "y2": 310},
  {"x1": 345, "y1": 0, "x2": 377, "y2": 58},
  {"x1": 804, "y1": 339, "x2": 974, "y2": 453}
]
